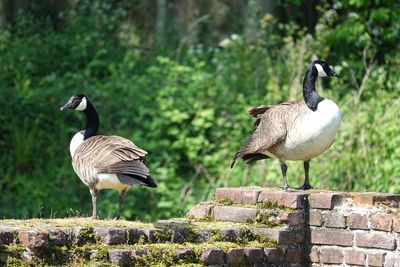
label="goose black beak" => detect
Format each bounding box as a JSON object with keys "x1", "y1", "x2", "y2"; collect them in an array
[{"x1": 60, "y1": 103, "x2": 72, "y2": 111}]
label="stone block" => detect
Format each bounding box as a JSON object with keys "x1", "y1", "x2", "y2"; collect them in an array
[
  {"x1": 344, "y1": 249, "x2": 366, "y2": 266},
  {"x1": 309, "y1": 192, "x2": 344, "y2": 209},
  {"x1": 367, "y1": 252, "x2": 386, "y2": 267},
  {"x1": 393, "y1": 217, "x2": 400, "y2": 233},
  {"x1": 221, "y1": 228, "x2": 243, "y2": 242},
  {"x1": 187, "y1": 204, "x2": 213, "y2": 220},
  {"x1": 93, "y1": 227, "x2": 126, "y2": 245},
  {"x1": 370, "y1": 213, "x2": 392, "y2": 231},
  {"x1": 286, "y1": 247, "x2": 303, "y2": 263},
  {"x1": 309, "y1": 210, "x2": 323, "y2": 226},
  {"x1": 18, "y1": 231, "x2": 49, "y2": 248},
  {"x1": 320, "y1": 247, "x2": 344, "y2": 264},
  {"x1": 127, "y1": 228, "x2": 147, "y2": 244},
  {"x1": 355, "y1": 232, "x2": 396, "y2": 250},
  {"x1": 72, "y1": 227, "x2": 96, "y2": 245},
  {"x1": 264, "y1": 248, "x2": 283, "y2": 263},
  {"x1": 142, "y1": 228, "x2": 164, "y2": 242},
  {"x1": 280, "y1": 211, "x2": 304, "y2": 226},
  {"x1": 170, "y1": 227, "x2": 192, "y2": 243},
  {"x1": 353, "y1": 193, "x2": 400, "y2": 208},
  {"x1": 244, "y1": 248, "x2": 266, "y2": 264},
  {"x1": 251, "y1": 227, "x2": 304, "y2": 244},
  {"x1": 48, "y1": 228, "x2": 71, "y2": 246},
  {"x1": 214, "y1": 206, "x2": 259, "y2": 223},
  {"x1": 175, "y1": 248, "x2": 195, "y2": 260},
  {"x1": 308, "y1": 247, "x2": 319, "y2": 263},
  {"x1": 0, "y1": 229, "x2": 15, "y2": 245},
  {"x1": 200, "y1": 248, "x2": 226, "y2": 265},
  {"x1": 348, "y1": 213, "x2": 369, "y2": 230},
  {"x1": 216, "y1": 187, "x2": 260, "y2": 204},
  {"x1": 108, "y1": 249, "x2": 133, "y2": 266},
  {"x1": 324, "y1": 211, "x2": 346, "y2": 228},
  {"x1": 258, "y1": 190, "x2": 307, "y2": 209},
  {"x1": 311, "y1": 228, "x2": 353, "y2": 247},
  {"x1": 226, "y1": 248, "x2": 246, "y2": 265}
]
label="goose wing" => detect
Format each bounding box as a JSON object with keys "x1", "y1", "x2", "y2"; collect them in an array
[
  {"x1": 232, "y1": 101, "x2": 303, "y2": 167},
  {"x1": 73, "y1": 135, "x2": 155, "y2": 186}
]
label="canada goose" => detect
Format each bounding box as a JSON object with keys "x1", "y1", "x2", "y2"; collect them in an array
[
  {"x1": 231, "y1": 60, "x2": 340, "y2": 191},
  {"x1": 60, "y1": 94, "x2": 157, "y2": 219}
]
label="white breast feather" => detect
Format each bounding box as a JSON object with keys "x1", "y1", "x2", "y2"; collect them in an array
[
  {"x1": 273, "y1": 99, "x2": 341, "y2": 160},
  {"x1": 70, "y1": 131, "x2": 85, "y2": 157}
]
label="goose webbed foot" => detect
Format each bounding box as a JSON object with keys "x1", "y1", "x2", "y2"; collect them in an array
[{"x1": 299, "y1": 183, "x2": 313, "y2": 191}]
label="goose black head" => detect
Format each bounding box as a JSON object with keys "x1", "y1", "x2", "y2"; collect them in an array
[
  {"x1": 60, "y1": 94, "x2": 88, "y2": 111},
  {"x1": 312, "y1": 60, "x2": 339, "y2": 78}
]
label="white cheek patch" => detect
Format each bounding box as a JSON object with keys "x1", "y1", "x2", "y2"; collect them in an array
[
  {"x1": 315, "y1": 64, "x2": 327, "y2": 77},
  {"x1": 76, "y1": 97, "x2": 87, "y2": 111}
]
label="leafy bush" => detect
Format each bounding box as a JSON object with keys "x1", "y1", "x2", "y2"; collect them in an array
[{"x1": 0, "y1": 0, "x2": 399, "y2": 220}]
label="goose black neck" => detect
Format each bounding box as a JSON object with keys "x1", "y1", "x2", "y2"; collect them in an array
[
  {"x1": 82, "y1": 101, "x2": 99, "y2": 140},
  {"x1": 303, "y1": 67, "x2": 324, "y2": 111}
]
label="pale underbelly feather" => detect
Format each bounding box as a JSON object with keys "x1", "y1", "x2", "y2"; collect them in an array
[{"x1": 264, "y1": 99, "x2": 341, "y2": 161}]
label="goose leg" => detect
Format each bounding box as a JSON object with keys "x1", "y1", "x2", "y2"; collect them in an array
[
  {"x1": 116, "y1": 189, "x2": 127, "y2": 220},
  {"x1": 280, "y1": 160, "x2": 289, "y2": 191},
  {"x1": 301, "y1": 160, "x2": 313, "y2": 190},
  {"x1": 90, "y1": 188, "x2": 98, "y2": 219}
]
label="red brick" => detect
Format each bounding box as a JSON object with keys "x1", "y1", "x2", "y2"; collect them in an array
[
  {"x1": 355, "y1": 232, "x2": 396, "y2": 250},
  {"x1": 108, "y1": 249, "x2": 134, "y2": 266},
  {"x1": 367, "y1": 252, "x2": 386, "y2": 267},
  {"x1": 264, "y1": 248, "x2": 283, "y2": 263},
  {"x1": 187, "y1": 204, "x2": 213, "y2": 220},
  {"x1": 286, "y1": 247, "x2": 302, "y2": 263},
  {"x1": 244, "y1": 248, "x2": 266, "y2": 264},
  {"x1": 348, "y1": 213, "x2": 369, "y2": 230},
  {"x1": 324, "y1": 211, "x2": 346, "y2": 228},
  {"x1": 353, "y1": 193, "x2": 400, "y2": 207},
  {"x1": 93, "y1": 227, "x2": 126, "y2": 245},
  {"x1": 258, "y1": 190, "x2": 307, "y2": 209},
  {"x1": 18, "y1": 231, "x2": 49, "y2": 248},
  {"x1": 344, "y1": 250, "x2": 366, "y2": 266},
  {"x1": 308, "y1": 247, "x2": 319, "y2": 263},
  {"x1": 200, "y1": 248, "x2": 226, "y2": 265},
  {"x1": 251, "y1": 227, "x2": 304, "y2": 245},
  {"x1": 311, "y1": 228, "x2": 353, "y2": 247},
  {"x1": 393, "y1": 217, "x2": 400, "y2": 233},
  {"x1": 309, "y1": 192, "x2": 345, "y2": 209},
  {"x1": 214, "y1": 206, "x2": 259, "y2": 223},
  {"x1": 309, "y1": 210, "x2": 323, "y2": 226},
  {"x1": 280, "y1": 212, "x2": 304, "y2": 226},
  {"x1": 226, "y1": 248, "x2": 246, "y2": 265},
  {"x1": 216, "y1": 188, "x2": 260, "y2": 204},
  {"x1": 370, "y1": 213, "x2": 392, "y2": 231},
  {"x1": 320, "y1": 247, "x2": 343, "y2": 264}
]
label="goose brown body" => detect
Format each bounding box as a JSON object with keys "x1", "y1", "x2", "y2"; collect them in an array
[
  {"x1": 61, "y1": 94, "x2": 156, "y2": 219},
  {"x1": 231, "y1": 60, "x2": 340, "y2": 190}
]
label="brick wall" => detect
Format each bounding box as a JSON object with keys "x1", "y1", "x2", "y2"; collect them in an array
[
  {"x1": 202, "y1": 188, "x2": 400, "y2": 266},
  {"x1": 1, "y1": 188, "x2": 399, "y2": 266}
]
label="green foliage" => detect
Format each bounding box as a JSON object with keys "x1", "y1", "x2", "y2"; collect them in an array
[{"x1": 0, "y1": 0, "x2": 399, "y2": 221}]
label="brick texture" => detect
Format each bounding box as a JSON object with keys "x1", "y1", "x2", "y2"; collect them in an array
[
  {"x1": 309, "y1": 192, "x2": 344, "y2": 209},
  {"x1": 309, "y1": 210, "x2": 323, "y2": 226},
  {"x1": 214, "y1": 206, "x2": 259, "y2": 223},
  {"x1": 320, "y1": 247, "x2": 344, "y2": 264},
  {"x1": 311, "y1": 228, "x2": 353, "y2": 247},
  {"x1": 258, "y1": 190, "x2": 307, "y2": 209},
  {"x1": 215, "y1": 188, "x2": 260, "y2": 204},
  {"x1": 348, "y1": 213, "x2": 369, "y2": 230},
  {"x1": 187, "y1": 204, "x2": 213, "y2": 220},
  {"x1": 355, "y1": 232, "x2": 396, "y2": 250},
  {"x1": 324, "y1": 211, "x2": 346, "y2": 228},
  {"x1": 367, "y1": 252, "x2": 386, "y2": 267},
  {"x1": 370, "y1": 213, "x2": 392, "y2": 231},
  {"x1": 344, "y1": 250, "x2": 366, "y2": 266}
]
